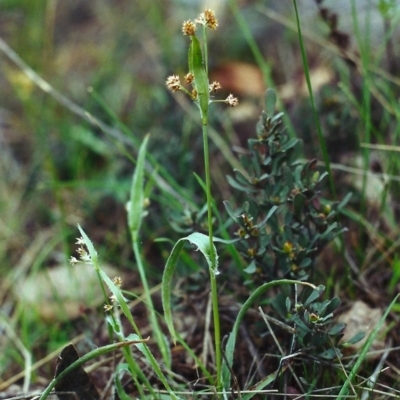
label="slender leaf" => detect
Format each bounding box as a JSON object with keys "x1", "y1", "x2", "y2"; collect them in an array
[
  {"x1": 128, "y1": 134, "x2": 150, "y2": 240},
  {"x1": 162, "y1": 232, "x2": 219, "y2": 343},
  {"x1": 337, "y1": 293, "x2": 399, "y2": 399}
]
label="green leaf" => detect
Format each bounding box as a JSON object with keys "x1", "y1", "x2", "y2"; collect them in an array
[
  {"x1": 303, "y1": 285, "x2": 325, "y2": 307},
  {"x1": 341, "y1": 331, "x2": 365, "y2": 346},
  {"x1": 189, "y1": 35, "x2": 209, "y2": 124},
  {"x1": 162, "y1": 232, "x2": 219, "y2": 343},
  {"x1": 325, "y1": 296, "x2": 341, "y2": 314},
  {"x1": 115, "y1": 364, "x2": 134, "y2": 400},
  {"x1": 337, "y1": 293, "x2": 400, "y2": 399},
  {"x1": 77, "y1": 225, "x2": 98, "y2": 264},
  {"x1": 293, "y1": 193, "x2": 306, "y2": 219},
  {"x1": 128, "y1": 134, "x2": 150, "y2": 240},
  {"x1": 256, "y1": 205, "x2": 278, "y2": 228},
  {"x1": 264, "y1": 88, "x2": 277, "y2": 118},
  {"x1": 318, "y1": 347, "x2": 341, "y2": 360},
  {"x1": 327, "y1": 323, "x2": 346, "y2": 336},
  {"x1": 223, "y1": 200, "x2": 238, "y2": 222},
  {"x1": 226, "y1": 175, "x2": 257, "y2": 193},
  {"x1": 243, "y1": 259, "x2": 256, "y2": 274}
]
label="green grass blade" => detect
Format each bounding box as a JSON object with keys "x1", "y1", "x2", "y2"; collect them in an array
[
  {"x1": 337, "y1": 293, "x2": 400, "y2": 399},
  {"x1": 291, "y1": 0, "x2": 335, "y2": 198}
]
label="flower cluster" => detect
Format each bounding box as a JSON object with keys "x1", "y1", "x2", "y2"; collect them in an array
[
  {"x1": 195, "y1": 9, "x2": 219, "y2": 30},
  {"x1": 69, "y1": 237, "x2": 92, "y2": 265},
  {"x1": 70, "y1": 237, "x2": 124, "y2": 313},
  {"x1": 165, "y1": 9, "x2": 238, "y2": 108},
  {"x1": 104, "y1": 276, "x2": 125, "y2": 312}
]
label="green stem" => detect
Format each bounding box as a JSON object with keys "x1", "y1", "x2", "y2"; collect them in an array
[
  {"x1": 202, "y1": 121, "x2": 221, "y2": 390},
  {"x1": 292, "y1": 0, "x2": 336, "y2": 199},
  {"x1": 133, "y1": 238, "x2": 169, "y2": 366},
  {"x1": 203, "y1": 25, "x2": 208, "y2": 76}
]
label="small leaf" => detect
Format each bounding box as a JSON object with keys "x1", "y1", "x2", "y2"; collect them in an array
[
  {"x1": 304, "y1": 286, "x2": 325, "y2": 307},
  {"x1": 244, "y1": 260, "x2": 256, "y2": 274},
  {"x1": 265, "y1": 88, "x2": 277, "y2": 118},
  {"x1": 293, "y1": 193, "x2": 306, "y2": 219},
  {"x1": 318, "y1": 347, "x2": 341, "y2": 360},
  {"x1": 299, "y1": 258, "x2": 312, "y2": 268},
  {"x1": 223, "y1": 200, "x2": 238, "y2": 222},
  {"x1": 256, "y1": 205, "x2": 278, "y2": 228},
  {"x1": 285, "y1": 297, "x2": 291, "y2": 312},
  {"x1": 325, "y1": 296, "x2": 341, "y2": 314},
  {"x1": 341, "y1": 331, "x2": 365, "y2": 346},
  {"x1": 328, "y1": 323, "x2": 346, "y2": 336},
  {"x1": 226, "y1": 175, "x2": 257, "y2": 193}
]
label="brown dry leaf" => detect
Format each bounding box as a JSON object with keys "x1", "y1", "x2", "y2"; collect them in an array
[
  {"x1": 211, "y1": 62, "x2": 265, "y2": 97},
  {"x1": 279, "y1": 65, "x2": 334, "y2": 101},
  {"x1": 55, "y1": 344, "x2": 100, "y2": 400},
  {"x1": 15, "y1": 263, "x2": 122, "y2": 321}
]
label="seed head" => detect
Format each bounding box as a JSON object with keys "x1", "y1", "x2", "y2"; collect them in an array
[
  {"x1": 166, "y1": 75, "x2": 181, "y2": 92},
  {"x1": 112, "y1": 276, "x2": 123, "y2": 287},
  {"x1": 69, "y1": 256, "x2": 79, "y2": 265},
  {"x1": 104, "y1": 304, "x2": 113, "y2": 312},
  {"x1": 209, "y1": 81, "x2": 222, "y2": 93},
  {"x1": 184, "y1": 72, "x2": 194, "y2": 84},
  {"x1": 225, "y1": 94, "x2": 239, "y2": 107},
  {"x1": 191, "y1": 89, "x2": 198, "y2": 100},
  {"x1": 76, "y1": 237, "x2": 85, "y2": 245},
  {"x1": 204, "y1": 9, "x2": 218, "y2": 30},
  {"x1": 182, "y1": 20, "x2": 196, "y2": 36}
]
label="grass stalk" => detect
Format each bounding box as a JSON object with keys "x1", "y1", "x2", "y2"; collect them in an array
[
  {"x1": 292, "y1": 0, "x2": 336, "y2": 198},
  {"x1": 202, "y1": 102, "x2": 222, "y2": 391}
]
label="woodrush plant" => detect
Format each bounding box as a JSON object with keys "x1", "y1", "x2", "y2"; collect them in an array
[
  {"x1": 163, "y1": 9, "x2": 238, "y2": 391},
  {"x1": 162, "y1": 9, "x2": 362, "y2": 397}
]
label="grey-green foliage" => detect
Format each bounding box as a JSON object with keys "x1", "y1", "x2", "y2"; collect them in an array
[
  {"x1": 224, "y1": 89, "x2": 350, "y2": 282},
  {"x1": 224, "y1": 90, "x2": 361, "y2": 370}
]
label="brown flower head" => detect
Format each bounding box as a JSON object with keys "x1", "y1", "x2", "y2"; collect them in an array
[
  {"x1": 112, "y1": 276, "x2": 122, "y2": 287},
  {"x1": 166, "y1": 75, "x2": 181, "y2": 92},
  {"x1": 182, "y1": 20, "x2": 196, "y2": 36},
  {"x1": 191, "y1": 89, "x2": 198, "y2": 100},
  {"x1": 209, "y1": 81, "x2": 222, "y2": 93},
  {"x1": 184, "y1": 72, "x2": 194, "y2": 84},
  {"x1": 204, "y1": 9, "x2": 218, "y2": 30},
  {"x1": 225, "y1": 94, "x2": 239, "y2": 107},
  {"x1": 104, "y1": 304, "x2": 113, "y2": 312}
]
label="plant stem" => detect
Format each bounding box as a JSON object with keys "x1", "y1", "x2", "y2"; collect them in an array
[
  {"x1": 202, "y1": 121, "x2": 221, "y2": 390},
  {"x1": 133, "y1": 239, "x2": 169, "y2": 366}
]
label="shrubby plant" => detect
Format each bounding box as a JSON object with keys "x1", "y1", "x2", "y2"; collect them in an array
[
  {"x1": 221, "y1": 91, "x2": 364, "y2": 389},
  {"x1": 224, "y1": 89, "x2": 350, "y2": 282}
]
